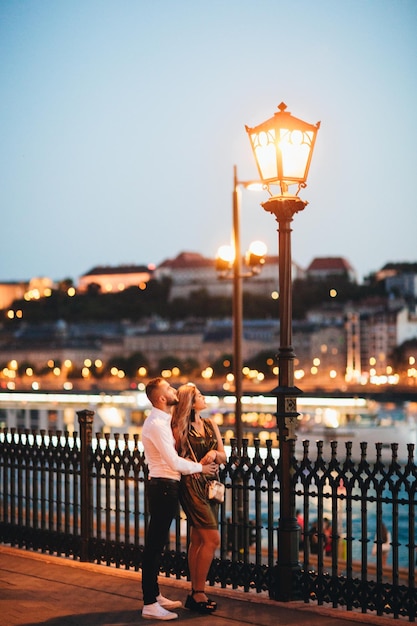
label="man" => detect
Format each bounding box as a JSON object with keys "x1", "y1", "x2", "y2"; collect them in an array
[{"x1": 141, "y1": 377, "x2": 218, "y2": 621}]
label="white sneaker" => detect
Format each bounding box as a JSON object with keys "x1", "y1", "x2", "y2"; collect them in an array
[
  {"x1": 142, "y1": 601, "x2": 178, "y2": 620},
  {"x1": 157, "y1": 593, "x2": 183, "y2": 609}
]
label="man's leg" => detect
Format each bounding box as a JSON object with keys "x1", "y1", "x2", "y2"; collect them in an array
[{"x1": 142, "y1": 480, "x2": 179, "y2": 605}]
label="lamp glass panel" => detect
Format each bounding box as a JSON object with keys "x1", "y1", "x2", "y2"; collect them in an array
[
  {"x1": 280, "y1": 128, "x2": 314, "y2": 181},
  {"x1": 251, "y1": 129, "x2": 278, "y2": 180}
]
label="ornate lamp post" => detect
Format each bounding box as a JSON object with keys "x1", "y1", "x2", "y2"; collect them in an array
[
  {"x1": 216, "y1": 165, "x2": 266, "y2": 450},
  {"x1": 246, "y1": 102, "x2": 320, "y2": 600}
]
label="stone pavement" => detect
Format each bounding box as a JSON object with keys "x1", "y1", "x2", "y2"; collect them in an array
[{"x1": 0, "y1": 545, "x2": 398, "y2": 626}]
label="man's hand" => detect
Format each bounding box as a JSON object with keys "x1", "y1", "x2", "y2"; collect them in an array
[{"x1": 202, "y1": 462, "x2": 217, "y2": 475}]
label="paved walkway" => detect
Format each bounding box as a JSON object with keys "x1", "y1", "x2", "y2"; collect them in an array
[{"x1": 0, "y1": 546, "x2": 400, "y2": 626}]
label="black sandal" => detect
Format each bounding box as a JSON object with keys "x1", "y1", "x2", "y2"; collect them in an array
[{"x1": 185, "y1": 590, "x2": 217, "y2": 613}]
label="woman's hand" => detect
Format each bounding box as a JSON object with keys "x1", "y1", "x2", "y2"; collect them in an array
[{"x1": 200, "y1": 450, "x2": 217, "y2": 465}]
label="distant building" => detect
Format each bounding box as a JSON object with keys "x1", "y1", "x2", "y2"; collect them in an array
[
  {"x1": 372, "y1": 263, "x2": 417, "y2": 307},
  {"x1": 396, "y1": 307, "x2": 417, "y2": 346},
  {"x1": 0, "y1": 282, "x2": 27, "y2": 310},
  {"x1": 359, "y1": 306, "x2": 400, "y2": 373},
  {"x1": 376, "y1": 262, "x2": 417, "y2": 282},
  {"x1": 0, "y1": 320, "x2": 124, "y2": 370},
  {"x1": 385, "y1": 273, "x2": 417, "y2": 300},
  {"x1": 75, "y1": 252, "x2": 305, "y2": 300},
  {"x1": 26, "y1": 277, "x2": 55, "y2": 299},
  {"x1": 306, "y1": 257, "x2": 357, "y2": 282},
  {"x1": 154, "y1": 252, "x2": 218, "y2": 299},
  {"x1": 77, "y1": 265, "x2": 153, "y2": 293},
  {"x1": 154, "y1": 251, "x2": 305, "y2": 300},
  {"x1": 0, "y1": 277, "x2": 55, "y2": 311}
]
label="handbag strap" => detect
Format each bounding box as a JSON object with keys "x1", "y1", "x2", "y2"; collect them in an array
[{"x1": 188, "y1": 442, "x2": 198, "y2": 463}]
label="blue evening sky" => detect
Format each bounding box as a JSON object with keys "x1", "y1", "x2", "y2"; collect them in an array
[{"x1": 1, "y1": 0, "x2": 416, "y2": 283}]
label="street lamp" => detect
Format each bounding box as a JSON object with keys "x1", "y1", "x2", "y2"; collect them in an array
[
  {"x1": 246, "y1": 102, "x2": 320, "y2": 601},
  {"x1": 216, "y1": 165, "x2": 266, "y2": 450}
]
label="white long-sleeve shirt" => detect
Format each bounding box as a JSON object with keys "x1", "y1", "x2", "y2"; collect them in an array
[{"x1": 142, "y1": 407, "x2": 202, "y2": 480}]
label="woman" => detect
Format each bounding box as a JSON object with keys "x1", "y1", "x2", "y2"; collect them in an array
[{"x1": 171, "y1": 383, "x2": 226, "y2": 614}]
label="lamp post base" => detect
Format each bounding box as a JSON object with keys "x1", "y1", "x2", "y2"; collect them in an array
[
  {"x1": 270, "y1": 561, "x2": 303, "y2": 602},
  {"x1": 271, "y1": 384, "x2": 303, "y2": 601},
  {"x1": 270, "y1": 503, "x2": 302, "y2": 601}
]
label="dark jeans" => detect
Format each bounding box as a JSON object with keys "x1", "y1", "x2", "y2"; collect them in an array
[{"x1": 141, "y1": 478, "x2": 180, "y2": 605}]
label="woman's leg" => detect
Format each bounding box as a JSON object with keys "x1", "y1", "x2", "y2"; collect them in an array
[
  {"x1": 187, "y1": 526, "x2": 203, "y2": 587},
  {"x1": 188, "y1": 527, "x2": 220, "y2": 602}
]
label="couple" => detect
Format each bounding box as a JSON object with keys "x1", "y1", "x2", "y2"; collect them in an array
[{"x1": 141, "y1": 377, "x2": 226, "y2": 621}]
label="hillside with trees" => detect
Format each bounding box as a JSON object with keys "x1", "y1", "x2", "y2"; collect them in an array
[{"x1": 3, "y1": 275, "x2": 386, "y2": 325}]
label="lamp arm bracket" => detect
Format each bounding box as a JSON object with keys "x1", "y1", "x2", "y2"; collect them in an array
[{"x1": 216, "y1": 268, "x2": 264, "y2": 280}]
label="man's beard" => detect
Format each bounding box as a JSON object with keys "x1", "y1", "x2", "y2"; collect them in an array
[{"x1": 167, "y1": 398, "x2": 179, "y2": 406}]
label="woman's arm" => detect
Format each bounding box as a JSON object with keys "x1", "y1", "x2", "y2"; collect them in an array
[{"x1": 200, "y1": 418, "x2": 227, "y2": 465}]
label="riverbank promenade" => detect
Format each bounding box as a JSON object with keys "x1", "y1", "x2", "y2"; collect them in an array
[{"x1": 0, "y1": 546, "x2": 399, "y2": 626}]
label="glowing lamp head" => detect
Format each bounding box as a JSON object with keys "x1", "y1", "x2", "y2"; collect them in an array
[
  {"x1": 246, "y1": 102, "x2": 320, "y2": 196},
  {"x1": 246, "y1": 240, "x2": 267, "y2": 269},
  {"x1": 216, "y1": 244, "x2": 235, "y2": 272}
]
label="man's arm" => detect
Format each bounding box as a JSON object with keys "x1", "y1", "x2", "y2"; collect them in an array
[{"x1": 147, "y1": 420, "x2": 216, "y2": 475}]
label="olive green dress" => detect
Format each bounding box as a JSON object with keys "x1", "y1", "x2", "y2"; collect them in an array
[{"x1": 179, "y1": 419, "x2": 220, "y2": 529}]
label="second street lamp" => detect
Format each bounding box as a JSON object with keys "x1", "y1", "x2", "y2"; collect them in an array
[
  {"x1": 216, "y1": 165, "x2": 266, "y2": 450},
  {"x1": 246, "y1": 102, "x2": 320, "y2": 601}
]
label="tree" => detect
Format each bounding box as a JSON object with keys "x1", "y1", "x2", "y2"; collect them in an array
[
  {"x1": 244, "y1": 350, "x2": 277, "y2": 378},
  {"x1": 157, "y1": 355, "x2": 183, "y2": 373},
  {"x1": 169, "y1": 289, "x2": 231, "y2": 320},
  {"x1": 211, "y1": 354, "x2": 233, "y2": 377}
]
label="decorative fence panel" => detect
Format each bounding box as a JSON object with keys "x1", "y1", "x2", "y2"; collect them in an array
[
  {"x1": 0, "y1": 419, "x2": 416, "y2": 621},
  {"x1": 295, "y1": 440, "x2": 417, "y2": 620}
]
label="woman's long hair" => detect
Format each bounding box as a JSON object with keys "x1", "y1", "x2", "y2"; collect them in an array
[{"x1": 171, "y1": 383, "x2": 196, "y2": 457}]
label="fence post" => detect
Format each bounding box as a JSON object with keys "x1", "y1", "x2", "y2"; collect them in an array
[{"x1": 77, "y1": 409, "x2": 94, "y2": 562}]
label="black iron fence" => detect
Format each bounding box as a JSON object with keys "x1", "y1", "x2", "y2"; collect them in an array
[{"x1": 0, "y1": 411, "x2": 416, "y2": 621}]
